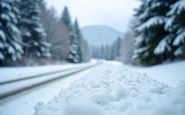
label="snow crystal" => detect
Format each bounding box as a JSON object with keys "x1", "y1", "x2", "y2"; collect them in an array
[
  {"x1": 136, "y1": 16, "x2": 166, "y2": 31},
  {"x1": 154, "y1": 36, "x2": 171, "y2": 54},
  {"x1": 173, "y1": 30, "x2": 185, "y2": 46}
]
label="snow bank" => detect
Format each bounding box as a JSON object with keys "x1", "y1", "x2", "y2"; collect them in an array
[
  {"x1": 126, "y1": 61, "x2": 185, "y2": 87},
  {"x1": 34, "y1": 62, "x2": 185, "y2": 115}
]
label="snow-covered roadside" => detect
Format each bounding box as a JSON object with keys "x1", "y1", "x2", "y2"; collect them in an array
[
  {"x1": 34, "y1": 61, "x2": 185, "y2": 115},
  {"x1": 123, "y1": 61, "x2": 185, "y2": 87},
  {"x1": 0, "y1": 60, "x2": 96, "y2": 83},
  {"x1": 0, "y1": 67, "x2": 92, "y2": 115}
]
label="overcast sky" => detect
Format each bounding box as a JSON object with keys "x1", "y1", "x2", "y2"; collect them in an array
[{"x1": 45, "y1": 0, "x2": 140, "y2": 32}]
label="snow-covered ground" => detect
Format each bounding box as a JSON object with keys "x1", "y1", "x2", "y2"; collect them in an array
[
  {"x1": 124, "y1": 61, "x2": 185, "y2": 87},
  {"x1": 0, "y1": 60, "x2": 96, "y2": 83},
  {"x1": 33, "y1": 61, "x2": 185, "y2": 115}
]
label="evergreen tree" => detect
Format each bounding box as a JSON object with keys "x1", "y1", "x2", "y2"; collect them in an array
[
  {"x1": 134, "y1": 0, "x2": 175, "y2": 65},
  {"x1": 0, "y1": 0, "x2": 23, "y2": 63},
  {"x1": 165, "y1": 0, "x2": 185, "y2": 58},
  {"x1": 19, "y1": 0, "x2": 51, "y2": 58},
  {"x1": 61, "y1": 6, "x2": 79, "y2": 63},
  {"x1": 74, "y1": 19, "x2": 82, "y2": 62},
  {"x1": 66, "y1": 27, "x2": 80, "y2": 63},
  {"x1": 61, "y1": 6, "x2": 72, "y2": 31}
]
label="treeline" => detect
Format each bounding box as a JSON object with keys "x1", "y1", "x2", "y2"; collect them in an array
[
  {"x1": 92, "y1": 37, "x2": 122, "y2": 60},
  {"x1": 0, "y1": 0, "x2": 90, "y2": 66}
]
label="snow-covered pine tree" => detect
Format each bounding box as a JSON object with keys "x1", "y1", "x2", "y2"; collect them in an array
[
  {"x1": 74, "y1": 19, "x2": 83, "y2": 62},
  {"x1": 134, "y1": 0, "x2": 174, "y2": 65},
  {"x1": 166, "y1": 0, "x2": 185, "y2": 58},
  {"x1": 18, "y1": 0, "x2": 51, "y2": 58},
  {"x1": 61, "y1": 7, "x2": 79, "y2": 63},
  {"x1": 0, "y1": 0, "x2": 23, "y2": 63}
]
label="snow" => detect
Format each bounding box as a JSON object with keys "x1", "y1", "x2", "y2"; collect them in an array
[
  {"x1": 32, "y1": 61, "x2": 185, "y2": 115},
  {"x1": 134, "y1": 46, "x2": 150, "y2": 54},
  {"x1": 0, "y1": 60, "x2": 97, "y2": 83},
  {"x1": 1, "y1": 2, "x2": 11, "y2": 10},
  {"x1": 165, "y1": 16, "x2": 175, "y2": 30},
  {"x1": 174, "y1": 47, "x2": 183, "y2": 56},
  {"x1": 154, "y1": 36, "x2": 171, "y2": 54},
  {"x1": 134, "y1": 35, "x2": 144, "y2": 46},
  {"x1": 168, "y1": 0, "x2": 185, "y2": 15},
  {"x1": 1, "y1": 14, "x2": 10, "y2": 21},
  {"x1": 126, "y1": 61, "x2": 185, "y2": 87},
  {"x1": 0, "y1": 30, "x2": 6, "y2": 41},
  {"x1": 136, "y1": 16, "x2": 166, "y2": 31},
  {"x1": 173, "y1": 30, "x2": 185, "y2": 46},
  {"x1": 0, "y1": 52, "x2": 4, "y2": 60}
]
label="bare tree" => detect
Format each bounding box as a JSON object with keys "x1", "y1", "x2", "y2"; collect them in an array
[
  {"x1": 120, "y1": 31, "x2": 134, "y2": 64},
  {"x1": 40, "y1": 6, "x2": 70, "y2": 60},
  {"x1": 120, "y1": 18, "x2": 139, "y2": 64}
]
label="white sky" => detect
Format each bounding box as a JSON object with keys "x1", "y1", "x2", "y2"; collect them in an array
[{"x1": 45, "y1": 0, "x2": 140, "y2": 32}]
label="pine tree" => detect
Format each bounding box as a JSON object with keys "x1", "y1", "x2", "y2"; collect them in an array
[
  {"x1": 18, "y1": 0, "x2": 51, "y2": 58},
  {"x1": 0, "y1": 0, "x2": 23, "y2": 63},
  {"x1": 61, "y1": 7, "x2": 80, "y2": 63},
  {"x1": 166, "y1": 0, "x2": 185, "y2": 58},
  {"x1": 74, "y1": 19, "x2": 82, "y2": 62},
  {"x1": 134, "y1": 0, "x2": 175, "y2": 65},
  {"x1": 66, "y1": 27, "x2": 80, "y2": 63},
  {"x1": 61, "y1": 6, "x2": 72, "y2": 31}
]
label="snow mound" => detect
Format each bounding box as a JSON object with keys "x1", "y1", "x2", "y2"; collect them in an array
[{"x1": 34, "y1": 62, "x2": 185, "y2": 115}]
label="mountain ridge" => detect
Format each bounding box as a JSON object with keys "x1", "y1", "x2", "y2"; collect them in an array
[{"x1": 81, "y1": 25, "x2": 124, "y2": 46}]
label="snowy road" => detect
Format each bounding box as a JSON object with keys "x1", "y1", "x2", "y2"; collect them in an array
[{"x1": 0, "y1": 66, "x2": 95, "y2": 115}]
